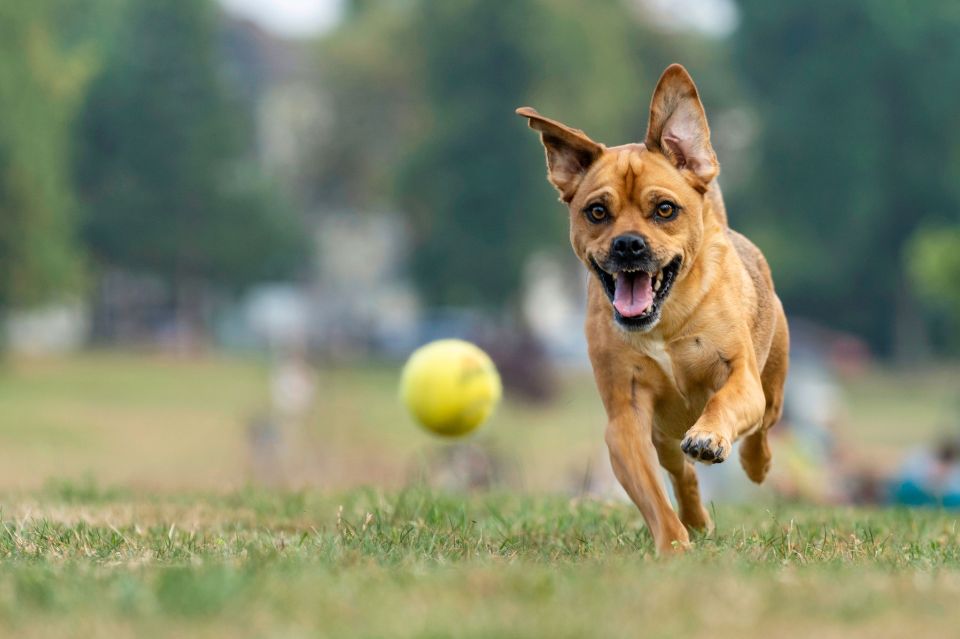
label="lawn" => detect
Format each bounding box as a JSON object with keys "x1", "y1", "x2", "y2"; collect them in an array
[
  {"x1": 0, "y1": 352, "x2": 958, "y2": 637},
  {"x1": 2, "y1": 487, "x2": 960, "y2": 638},
  {"x1": 0, "y1": 352, "x2": 955, "y2": 492}
]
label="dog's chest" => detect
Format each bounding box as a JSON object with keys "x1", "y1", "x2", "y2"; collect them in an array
[
  {"x1": 634, "y1": 338, "x2": 679, "y2": 388},
  {"x1": 633, "y1": 334, "x2": 729, "y2": 425}
]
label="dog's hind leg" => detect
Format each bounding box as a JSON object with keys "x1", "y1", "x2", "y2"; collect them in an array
[
  {"x1": 740, "y1": 309, "x2": 788, "y2": 484},
  {"x1": 654, "y1": 433, "x2": 712, "y2": 533}
]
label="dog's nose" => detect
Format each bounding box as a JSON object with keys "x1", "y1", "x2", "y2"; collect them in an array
[{"x1": 611, "y1": 234, "x2": 646, "y2": 260}]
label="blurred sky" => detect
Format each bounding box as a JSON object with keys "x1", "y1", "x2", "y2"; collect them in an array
[
  {"x1": 218, "y1": 0, "x2": 344, "y2": 37},
  {"x1": 644, "y1": 0, "x2": 737, "y2": 36},
  {"x1": 216, "y1": 0, "x2": 735, "y2": 38}
]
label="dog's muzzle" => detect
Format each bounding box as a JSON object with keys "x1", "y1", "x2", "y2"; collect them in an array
[{"x1": 590, "y1": 253, "x2": 682, "y2": 331}]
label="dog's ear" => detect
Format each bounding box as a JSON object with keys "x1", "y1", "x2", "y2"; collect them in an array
[
  {"x1": 644, "y1": 64, "x2": 718, "y2": 186},
  {"x1": 516, "y1": 107, "x2": 603, "y2": 202}
]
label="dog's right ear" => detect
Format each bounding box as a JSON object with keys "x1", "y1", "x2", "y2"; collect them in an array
[{"x1": 516, "y1": 107, "x2": 603, "y2": 203}]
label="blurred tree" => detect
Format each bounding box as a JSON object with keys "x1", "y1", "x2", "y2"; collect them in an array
[
  {"x1": 733, "y1": 0, "x2": 960, "y2": 357},
  {"x1": 314, "y1": 0, "x2": 724, "y2": 310},
  {"x1": 0, "y1": 1, "x2": 94, "y2": 310},
  {"x1": 907, "y1": 226, "x2": 960, "y2": 348},
  {"x1": 396, "y1": 0, "x2": 545, "y2": 308},
  {"x1": 307, "y1": 2, "x2": 423, "y2": 210},
  {"x1": 398, "y1": 0, "x2": 681, "y2": 308},
  {"x1": 76, "y1": 0, "x2": 306, "y2": 327}
]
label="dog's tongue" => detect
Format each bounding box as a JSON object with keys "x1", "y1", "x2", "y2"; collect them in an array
[{"x1": 613, "y1": 272, "x2": 654, "y2": 317}]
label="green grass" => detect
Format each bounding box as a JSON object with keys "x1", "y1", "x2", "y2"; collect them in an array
[
  {"x1": 0, "y1": 352, "x2": 268, "y2": 490},
  {"x1": 842, "y1": 364, "x2": 960, "y2": 465},
  {"x1": 0, "y1": 353, "x2": 958, "y2": 636},
  {"x1": 1, "y1": 487, "x2": 960, "y2": 638},
  {"x1": 1, "y1": 353, "x2": 956, "y2": 494}
]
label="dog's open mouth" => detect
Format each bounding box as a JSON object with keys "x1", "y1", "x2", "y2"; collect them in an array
[{"x1": 590, "y1": 256, "x2": 682, "y2": 330}]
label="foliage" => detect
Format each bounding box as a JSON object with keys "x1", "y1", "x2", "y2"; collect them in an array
[
  {"x1": 0, "y1": 1, "x2": 94, "y2": 308},
  {"x1": 315, "y1": 0, "x2": 729, "y2": 309},
  {"x1": 396, "y1": 0, "x2": 554, "y2": 308},
  {"x1": 732, "y1": 0, "x2": 960, "y2": 354},
  {"x1": 75, "y1": 0, "x2": 306, "y2": 295},
  {"x1": 312, "y1": 0, "x2": 960, "y2": 354},
  {"x1": 307, "y1": 2, "x2": 423, "y2": 210},
  {"x1": 907, "y1": 226, "x2": 960, "y2": 342},
  {"x1": 6, "y1": 0, "x2": 960, "y2": 355}
]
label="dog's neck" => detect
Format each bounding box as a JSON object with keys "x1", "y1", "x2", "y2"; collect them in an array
[{"x1": 704, "y1": 181, "x2": 728, "y2": 228}]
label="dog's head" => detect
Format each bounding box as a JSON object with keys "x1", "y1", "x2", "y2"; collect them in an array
[{"x1": 517, "y1": 64, "x2": 719, "y2": 332}]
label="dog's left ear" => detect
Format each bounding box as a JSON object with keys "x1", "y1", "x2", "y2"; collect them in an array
[
  {"x1": 645, "y1": 64, "x2": 718, "y2": 187},
  {"x1": 516, "y1": 107, "x2": 604, "y2": 203}
]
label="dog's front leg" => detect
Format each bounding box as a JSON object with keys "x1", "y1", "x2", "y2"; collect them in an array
[
  {"x1": 597, "y1": 372, "x2": 688, "y2": 553},
  {"x1": 681, "y1": 343, "x2": 765, "y2": 465}
]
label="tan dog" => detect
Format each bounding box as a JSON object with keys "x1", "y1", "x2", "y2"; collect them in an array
[{"x1": 517, "y1": 64, "x2": 789, "y2": 553}]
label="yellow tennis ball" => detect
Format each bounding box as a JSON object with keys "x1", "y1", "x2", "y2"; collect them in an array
[{"x1": 400, "y1": 339, "x2": 502, "y2": 437}]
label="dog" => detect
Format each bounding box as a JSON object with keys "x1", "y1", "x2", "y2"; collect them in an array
[{"x1": 517, "y1": 64, "x2": 789, "y2": 553}]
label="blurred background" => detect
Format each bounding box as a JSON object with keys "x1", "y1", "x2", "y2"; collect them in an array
[{"x1": 1, "y1": 0, "x2": 959, "y2": 506}]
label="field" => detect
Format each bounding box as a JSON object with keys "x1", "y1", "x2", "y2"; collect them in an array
[
  {"x1": 3, "y1": 488, "x2": 960, "y2": 638},
  {"x1": 0, "y1": 353, "x2": 958, "y2": 637},
  {"x1": 0, "y1": 352, "x2": 955, "y2": 491}
]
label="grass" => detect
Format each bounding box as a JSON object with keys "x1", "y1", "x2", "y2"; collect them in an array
[
  {"x1": 1, "y1": 487, "x2": 960, "y2": 638},
  {"x1": 842, "y1": 364, "x2": 960, "y2": 465},
  {"x1": 0, "y1": 352, "x2": 268, "y2": 490},
  {"x1": 0, "y1": 352, "x2": 611, "y2": 491},
  {"x1": 0, "y1": 352, "x2": 956, "y2": 493},
  {"x1": 0, "y1": 352, "x2": 958, "y2": 636}
]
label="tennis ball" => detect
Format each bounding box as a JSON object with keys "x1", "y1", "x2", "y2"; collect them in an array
[{"x1": 400, "y1": 339, "x2": 502, "y2": 437}]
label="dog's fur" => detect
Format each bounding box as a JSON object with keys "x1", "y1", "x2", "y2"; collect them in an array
[{"x1": 517, "y1": 64, "x2": 789, "y2": 553}]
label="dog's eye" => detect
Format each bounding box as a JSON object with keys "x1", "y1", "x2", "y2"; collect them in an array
[
  {"x1": 655, "y1": 201, "x2": 678, "y2": 220},
  {"x1": 584, "y1": 203, "x2": 610, "y2": 224}
]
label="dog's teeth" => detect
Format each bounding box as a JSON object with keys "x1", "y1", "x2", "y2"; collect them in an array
[{"x1": 653, "y1": 277, "x2": 661, "y2": 292}]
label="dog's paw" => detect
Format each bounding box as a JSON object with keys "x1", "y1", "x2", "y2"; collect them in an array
[{"x1": 680, "y1": 428, "x2": 731, "y2": 465}]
